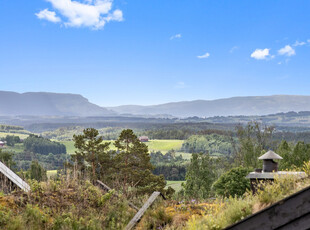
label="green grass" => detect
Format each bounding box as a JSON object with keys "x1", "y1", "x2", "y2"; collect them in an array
[
  {"x1": 4, "y1": 143, "x2": 25, "y2": 153},
  {"x1": 145, "y1": 140, "x2": 183, "y2": 153},
  {"x1": 175, "y1": 152, "x2": 192, "y2": 160},
  {"x1": 61, "y1": 139, "x2": 185, "y2": 155},
  {"x1": 47, "y1": 170, "x2": 57, "y2": 178},
  {"x1": 166, "y1": 180, "x2": 185, "y2": 192},
  {"x1": 0, "y1": 132, "x2": 29, "y2": 139},
  {"x1": 61, "y1": 141, "x2": 77, "y2": 154}
]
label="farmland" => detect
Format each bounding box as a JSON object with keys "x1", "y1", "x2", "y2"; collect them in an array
[
  {"x1": 166, "y1": 180, "x2": 185, "y2": 192},
  {"x1": 0, "y1": 132, "x2": 29, "y2": 139},
  {"x1": 61, "y1": 139, "x2": 185, "y2": 155}
]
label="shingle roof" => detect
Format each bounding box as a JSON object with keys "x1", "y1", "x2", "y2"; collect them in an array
[{"x1": 258, "y1": 150, "x2": 283, "y2": 160}]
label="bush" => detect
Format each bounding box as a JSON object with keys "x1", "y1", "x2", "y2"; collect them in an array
[{"x1": 212, "y1": 167, "x2": 251, "y2": 197}]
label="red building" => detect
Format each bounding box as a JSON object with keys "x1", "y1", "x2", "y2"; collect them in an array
[{"x1": 139, "y1": 136, "x2": 149, "y2": 142}]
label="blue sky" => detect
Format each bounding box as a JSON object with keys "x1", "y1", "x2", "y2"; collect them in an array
[{"x1": 0, "y1": 0, "x2": 310, "y2": 106}]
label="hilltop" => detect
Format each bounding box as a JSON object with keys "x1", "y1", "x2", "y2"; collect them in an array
[{"x1": 0, "y1": 91, "x2": 115, "y2": 117}]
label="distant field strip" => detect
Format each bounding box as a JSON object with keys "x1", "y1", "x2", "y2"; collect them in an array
[
  {"x1": 0, "y1": 132, "x2": 29, "y2": 139},
  {"x1": 166, "y1": 180, "x2": 185, "y2": 192},
  {"x1": 61, "y1": 140, "x2": 184, "y2": 155}
]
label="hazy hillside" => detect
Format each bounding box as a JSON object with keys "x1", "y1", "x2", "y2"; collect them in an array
[
  {"x1": 0, "y1": 91, "x2": 115, "y2": 116},
  {"x1": 109, "y1": 95, "x2": 310, "y2": 117}
]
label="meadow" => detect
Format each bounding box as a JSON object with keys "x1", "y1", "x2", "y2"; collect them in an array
[
  {"x1": 166, "y1": 180, "x2": 185, "y2": 192},
  {"x1": 61, "y1": 139, "x2": 185, "y2": 155},
  {"x1": 0, "y1": 132, "x2": 29, "y2": 139}
]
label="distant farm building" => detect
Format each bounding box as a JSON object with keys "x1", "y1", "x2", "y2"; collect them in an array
[{"x1": 139, "y1": 136, "x2": 149, "y2": 142}]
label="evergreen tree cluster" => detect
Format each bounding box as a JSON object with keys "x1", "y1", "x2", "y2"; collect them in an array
[
  {"x1": 24, "y1": 134, "x2": 66, "y2": 155},
  {"x1": 181, "y1": 134, "x2": 234, "y2": 155},
  {"x1": 71, "y1": 128, "x2": 167, "y2": 196}
]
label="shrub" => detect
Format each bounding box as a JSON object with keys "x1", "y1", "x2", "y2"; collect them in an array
[{"x1": 212, "y1": 167, "x2": 251, "y2": 197}]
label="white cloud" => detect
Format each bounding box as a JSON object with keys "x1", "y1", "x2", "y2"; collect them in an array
[
  {"x1": 197, "y1": 52, "x2": 210, "y2": 59},
  {"x1": 250, "y1": 48, "x2": 270, "y2": 60},
  {"x1": 36, "y1": 0, "x2": 123, "y2": 29},
  {"x1": 229, "y1": 46, "x2": 239, "y2": 53},
  {"x1": 170, "y1": 34, "x2": 182, "y2": 40},
  {"x1": 308, "y1": 39, "x2": 310, "y2": 43},
  {"x1": 174, "y1": 82, "x2": 187, "y2": 89},
  {"x1": 35, "y1": 9, "x2": 61, "y2": 23},
  {"x1": 293, "y1": 41, "x2": 306, "y2": 47},
  {"x1": 278, "y1": 45, "x2": 296, "y2": 56}
]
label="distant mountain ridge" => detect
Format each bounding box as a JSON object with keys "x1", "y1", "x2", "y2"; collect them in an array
[
  {"x1": 109, "y1": 95, "x2": 310, "y2": 117},
  {"x1": 2, "y1": 91, "x2": 310, "y2": 118},
  {"x1": 0, "y1": 91, "x2": 115, "y2": 116}
]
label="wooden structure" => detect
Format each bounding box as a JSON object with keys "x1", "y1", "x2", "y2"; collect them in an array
[
  {"x1": 246, "y1": 150, "x2": 306, "y2": 193},
  {"x1": 96, "y1": 180, "x2": 139, "y2": 211},
  {"x1": 0, "y1": 160, "x2": 30, "y2": 193},
  {"x1": 138, "y1": 136, "x2": 149, "y2": 142},
  {"x1": 125, "y1": 191, "x2": 166, "y2": 230},
  {"x1": 225, "y1": 185, "x2": 310, "y2": 230},
  {"x1": 96, "y1": 180, "x2": 165, "y2": 230}
]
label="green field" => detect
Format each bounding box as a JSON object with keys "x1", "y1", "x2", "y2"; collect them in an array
[
  {"x1": 47, "y1": 170, "x2": 57, "y2": 178},
  {"x1": 166, "y1": 180, "x2": 185, "y2": 192},
  {"x1": 61, "y1": 139, "x2": 184, "y2": 155},
  {"x1": 0, "y1": 132, "x2": 29, "y2": 139},
  {"x1": 3, "y1": 143, "x2": 25, "y2": 153},
  {"x1": 145, "y1": 140, "x2": 183, "y2": 153}
]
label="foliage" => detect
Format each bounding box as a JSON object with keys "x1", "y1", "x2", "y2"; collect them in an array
[
  {"x1": 24, "y1": 134, "x2": 66, "y2": 155},
  {"x1": 154, "y1": 164, "x2": 187, "y2": 180},
  {"x1": 73, "y1": 128, "x2": 110, "y2": 180},
  {"x1": 0, "y1": 149, "x2": 15, "y2": 168},
  {"x1": 182, "y1": 134, "x2": 234, "y2": 156},
  {"x1": 213, "y1": 167, "x2": 251, "y2": 197},
  {"x1": 234, "y1": 121, "x2": 276, "y2": 169},
  {"x1": 183, "y1": 153, "x2": 217, "y2": 199},
  {"x1": 1, "y1": 135, "x2": 21, "y2": 146},
  {"x1": 0, "y1": 178, "x2": 136, "y2": 230},
  {"x1": 113, "y1": 129, "x2": 166, "y2": 195},
  {"x1": 277, "y1": 140, "x2": 310, "y2": 170},
  {"x1": 150, "y1": 150, "x2": 184, "y2": 165},
  {"x1": 71, "y1": 128, "x2": 167, "y2": 196},
  {"x1": 27, "y1": 161, "x2": 47, "y2": 182}
]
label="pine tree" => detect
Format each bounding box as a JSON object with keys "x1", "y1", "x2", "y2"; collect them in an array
[
  {"x1": 73, "y1": 128, "x2": 110, "y2": 181},
  {"x1": 114, "y1": 129, "x2": 166, "y2": 195}
]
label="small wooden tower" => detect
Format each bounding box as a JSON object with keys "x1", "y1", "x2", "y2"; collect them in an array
[
  {"x1": 246, "y1": 150, "x2": 306, "y2": 193},
  {"x1": 258, "y1": 150, "x2": 283, "y2": 172}
]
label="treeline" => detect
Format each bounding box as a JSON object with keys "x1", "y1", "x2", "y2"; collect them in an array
[
  {"x1": 24, "y1": 135, "x2": 66, "y2": 155},
  {"x1": 141, "y1": 127, "x2": 234, "y2": 140},
  {"x1": 181, "y1": 134, "x2": 234, "y2": 155},
  {"x1": 0, "y1": 124, "x2": 24, "y2": 131},
  {"x1": 150, "y1": 151, "x2": 187, "y2": 180},
  {"x1": 13, "y1": 152, "x2": 69, "y2": 170},
  {"x1": 0, "y1": 135, "x2": 21, "y2": 146}
]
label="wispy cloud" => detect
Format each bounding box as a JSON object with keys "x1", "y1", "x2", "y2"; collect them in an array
[
  {"x1": 278, "y1": 45, "x2": 296, "y2": 56},
  {"x1": 293, "y1": 41, "x2": 306, "y2": 47},
  {"x1": 36, "y1": 0, "x2": 123, "y2": 30},
  {"x1": 197, "y1": 52, "x2": 210, "y2": 59},
  {"x1": 170, "y1": 34, "x2": 182, "y2": 40},
  {"x1": 250, "y1": 48, "x2": 271, "y2": 60},
  {"x1": 229, "y1": 46, "x2": 239, "y2": 53},
  {"x1": 174, "y1": 81, "x2": 187, "y2": 89},
  {"x1": 35, "y1": 9, "x2": 61, "y2": 23}
]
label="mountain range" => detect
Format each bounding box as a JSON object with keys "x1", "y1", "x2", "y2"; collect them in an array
[
  {"x1": 109, "y1": 95, "x2": 310, "y2": 117},
  {"x1": 1, "y1": 91, "x2": 310, "y2": 118},
  {"x1": 0, "y1": 91, "x2": 115, "y2": 116}
]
